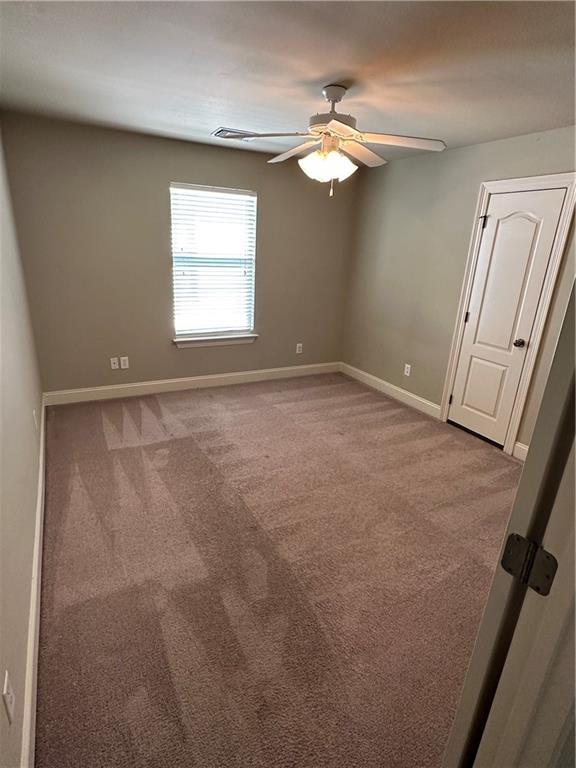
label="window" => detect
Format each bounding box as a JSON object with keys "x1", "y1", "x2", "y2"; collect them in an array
[{"x1": 169, "y1": 183, "x2": 257, "y2": 343}]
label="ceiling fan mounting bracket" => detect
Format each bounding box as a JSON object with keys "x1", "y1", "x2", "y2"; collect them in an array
[{"x1": 322, "y1": 84, "x2": 348, "y2": 105}]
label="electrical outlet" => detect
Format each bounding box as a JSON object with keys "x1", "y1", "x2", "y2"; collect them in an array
[
  {"x1": 404, "y1": 363, "x2": 411, "y2": 377},
  {"x1": 3, "y1": 670, "x2": 15, "y2": 725},
  {"x1": 120, "y1": 356, "x2": 129, "y2": 370},
  {"x1": 296, "y1": 343, "x2": 303, "y2": 354},
  {"x1": 110, "y1": 357, "x2": 119, "y2": 370}
]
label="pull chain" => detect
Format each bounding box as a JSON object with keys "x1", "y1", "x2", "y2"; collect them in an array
[{"x1": 329, "y1": 178, "x2": 334, "y2": 197}]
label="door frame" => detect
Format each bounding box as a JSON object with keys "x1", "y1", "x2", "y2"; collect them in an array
[
  {"x1": 440, "y1": 171, "x2": 576, "y2": 455},
  {"x1": 474, "y1": 438, "x2": 574, "y2": 766},
  {"x1": 441, "y1": 286, "x2": 574, "y2": 768}
]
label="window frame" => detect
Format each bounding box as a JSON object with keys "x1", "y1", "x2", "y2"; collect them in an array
[{"x1": 169, "y1": 182, "x2": 259, "y2": 348}]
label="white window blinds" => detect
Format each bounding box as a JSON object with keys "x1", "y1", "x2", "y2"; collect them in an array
[{"x1": 169, "y1": 184, "x2": 257, "y2": 338}]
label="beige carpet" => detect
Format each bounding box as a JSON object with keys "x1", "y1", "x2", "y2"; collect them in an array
[{"x1": 36, "y1": 373, "x2": 521, "y2": 768}]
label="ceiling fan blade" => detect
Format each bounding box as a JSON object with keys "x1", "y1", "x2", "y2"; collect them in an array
[
  {"x1": 267, "y1": 140, "x2": 320, "y2": 164},
  {"x1": 361, "y1": 132, "x2": 446, "y2": 152},
  {"x1": 213, "y1": 127, "x2": 312, "y2": 141},
  {"x1": 326, "y1": 119, "x2": 362, "y2": 139},
  {"x1": 342, "y1": 141, "x2": 387, "y2": 168}
]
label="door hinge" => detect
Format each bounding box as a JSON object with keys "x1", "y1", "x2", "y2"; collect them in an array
[
  {"x1": 479, "y1": 214, "x2": 489, "y2": 229},
  {"x1": 501, "y1": 533, "x2": 558, "y2": 596},
  {"x1": 449, "y1": 394, "x2": 453, "y2": 405},
  {"x1": 464, "y1": 311, "x2": 470, "y2": 323}
]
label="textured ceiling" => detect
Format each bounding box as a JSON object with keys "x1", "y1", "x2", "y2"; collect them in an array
[{"x1": 1, "y1": 2, "x2": 574, "y2": 158}]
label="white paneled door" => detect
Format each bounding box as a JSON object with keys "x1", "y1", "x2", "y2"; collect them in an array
[{"x1": 448, "y1": 188, "x2": 566, "y2": 445}]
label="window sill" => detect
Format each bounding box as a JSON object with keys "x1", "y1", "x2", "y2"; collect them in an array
[{"x1": 173, "y1": 333, "x2": 259, "y2": 349}]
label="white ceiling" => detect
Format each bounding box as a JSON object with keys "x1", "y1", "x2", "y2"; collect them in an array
[{"x1": 1, "y1": 2, "x2": 574, "y2": 158}]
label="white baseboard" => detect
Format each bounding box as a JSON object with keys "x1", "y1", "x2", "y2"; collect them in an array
[
  {"x1": 43, "y1": 362, "x2": 340, "y2": 405},
  {"x1": 339, "y1": 362, "x2": 442, "y2": 419},
  {"x1": 339, "y1": 364, "x2": 530, "y2": 459},
  {"x1": 20, "y1": 398, "x2": 46, "y2": 768},
  {"x1": 512, "y1": 442, "x2": 529, "y2": 461}
]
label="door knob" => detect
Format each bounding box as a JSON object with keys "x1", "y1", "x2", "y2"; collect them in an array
[{"x1": 513, "y1": 338, "x2": 526, "y2": 348}]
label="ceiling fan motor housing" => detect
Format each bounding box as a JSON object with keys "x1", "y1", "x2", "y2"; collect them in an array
[{"x1": 309, "y1": 112, "x2": 357, "y2": 134}]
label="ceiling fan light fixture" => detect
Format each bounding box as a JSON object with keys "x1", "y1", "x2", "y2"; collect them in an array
[{"x1": 298, "y1": 149, "x2": 358, "y2": 183}]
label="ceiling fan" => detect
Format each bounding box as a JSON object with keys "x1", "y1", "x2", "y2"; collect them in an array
[{"x1": 213, "y1": 85, "x2": 446, "y2": 193}]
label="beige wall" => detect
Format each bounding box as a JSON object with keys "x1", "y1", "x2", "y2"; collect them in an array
[
  {"x1": 343, "y1": 125, "x2": 575, "y2": 446},
  {"x1": 2, "y1": 113, "x2": 573, "y2": 447},
  {"x1": 1, "y1": 112, "x2": 358, "y2": 392},
  {"x1": 0, "y1": 126, "x2": 43, "y2": 767}
]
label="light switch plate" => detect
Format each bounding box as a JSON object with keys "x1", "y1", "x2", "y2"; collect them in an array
[{"x1": 120, "y1": 356, "x2": 129, "y2": 369}]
